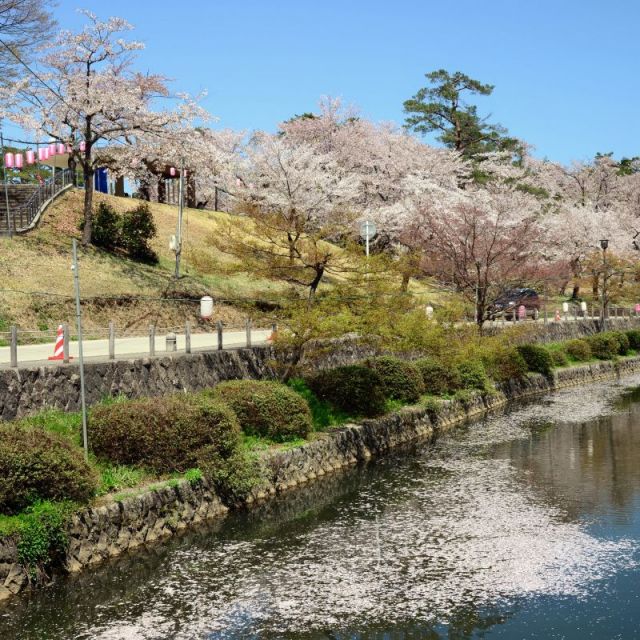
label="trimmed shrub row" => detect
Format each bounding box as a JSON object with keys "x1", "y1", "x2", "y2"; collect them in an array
[{"x1": 0, "y1": 426, "x2": 97, "y2": 515}]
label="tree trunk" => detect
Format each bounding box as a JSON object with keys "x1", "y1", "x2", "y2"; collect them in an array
[
  {"x1": 571, "y1": 284, "x2": 580, "y2": 299},
  {"x1": 68, "y1": 155, "x2": 78, "y2": 187},
  {"x1": 157, "y1": 176, "x2": 166, "y2": 204},
  {"x1": 400, "y1": 270, "x2": 411, "y2": 292},
  {"x1": 307, "y1": 265, "x2": 325, "y2": 307},
  {"x1": 81, "y1": 162, "x2": 95, "y2": 246}
]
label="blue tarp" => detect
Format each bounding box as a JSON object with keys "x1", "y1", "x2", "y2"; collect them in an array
[{"x1": 95, "y1": 167, "x2": 108, "y2": 193}]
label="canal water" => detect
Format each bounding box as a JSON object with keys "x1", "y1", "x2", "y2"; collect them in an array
[{"x1": 3, "y1": 376, "x2": 640, "y2": 639}]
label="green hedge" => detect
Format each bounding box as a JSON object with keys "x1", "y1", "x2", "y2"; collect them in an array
[
  {"x1": 210, "y1": 380, "x2": 312, "y2": 440},
  {"x1": 414, "y1": 358, "x2": 462, "y2": 395},
  {"x1": 89, "y1": 395, "x2": 240, "y2": 473},
  {"x1": 308, "y1": 365, "x2": 387, "y2": 417},
  {"x1": 549, "y1": 347, "x2": 569, "y2": 367},
  {"x1": 566, "y1": 339, "x2": 592, "y2": 361},
  {"x1": 516, "y1": 344, "x2": 554, "y2": 377},
  {"x1": 0, "y1": 426, "x2": 97, "y2": 515},
  {"x1": 365, "y1": 356, "x2": 425, "y2": 403},
  {"x1": 456, "y1": 359, "x2": 491, "y2": 391},
  {"x1": 482, "y1": 347, "x2": 528, "y2": 384},
  {"x1": 626, "y1": 329, "x2": 640, "y2": 351},
  {"x1": 610, "y1": 331, "x2": 630, "y2": 355},
  {"x1": 586, "y1": 333, "x2": 620, "y2": 360}
]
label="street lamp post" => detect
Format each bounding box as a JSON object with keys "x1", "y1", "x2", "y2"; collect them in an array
[
  {"x1": 475, "y1": 259, "x2": 481, "y2": 325},
  {"x1": 600, "y1": 239, "x2": 609, "y2": 332}
]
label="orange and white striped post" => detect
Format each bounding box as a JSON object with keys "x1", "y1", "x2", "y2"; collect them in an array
[{"x1": 48, "y1": 324, "x2": 71, "y2": 361}]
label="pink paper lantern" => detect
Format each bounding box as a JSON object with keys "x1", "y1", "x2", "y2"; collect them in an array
[
  {"x1": 26, "y1": 150, "x2": 36, "y2": 165},
  {"x1": 38, "y1": 148, "x2": 46, "y2": 162},
  {"x1": 14, "y1": 154, "x2": 23, "y2": 169},
  {"x1": 4, "y1": 153, "x2": 14, "y2": 168},
  {"x1": 169, "y1": 167, "x2": 176, "y2": 177},
  {"x1": 56, "y1": 143, "x2": 65, "y2": 155},
  {"x1": 66, "y1": 144, "x2": 72, "y2": 153},
  {"x1": 48, "y1": 143, "x2": 56, "y2": 156},
  {"x1": 43, "y1": 148, "x2": 50, "y2": 160},
  {"x1": 79, "y1": 140, "x2": 86, "y2": 152}
]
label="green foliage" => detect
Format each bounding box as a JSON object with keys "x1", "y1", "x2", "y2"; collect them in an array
[
  {"x1": 210, "y1": 380, "x2": 313, "y2": 440},
  {"x1": 89, "y1": 394, "x2": 241, "y2": 473},
  {"x1": 120, "y1": 203, "x2": 158, "y2": 263},
  {"x1": 481, "y1": 346, "x2": 528, "y2": 384},
  {"x1": 308, "y1": 365, "x2": 387, "y2": 418},
  {"x1": 549, "y1": 348, "x2": 569, "y2": 367},
  {"x1": 15, "y1": 501, "x2": 73, "y2": 577},
  {"x1": 626, "y1": 329, "x2": 640, "y2": 351},
  {"x1": 414, "y1": 357, "x2": 461, "y2": 395},
  {"x1": 97, "y1": 464, "x2": 148, "y2": 496},
  {"x1": 184, "y1": 468, "x2": 203, "y2": 486},
  {"x1": 287, "y1": 378, "x2": 349, "y2": 429},
  {"x1": 403, "y1": 69, "x2": 521, "y2": 158},
  {"x1": 0, "y1": 425, "x2": 96, "y2": 515},
  {"x1": 586, "y1": 333, "x2": 620, "y2": 360},
  {"x1": 456, "y1": 359, "x2": 491, "y2": 392},
  {"x1": 16, "y1": 409, "x2": 82, "y2": 444},
  {"x1": 565, "y1": 339, "x2": 592, "y2": 361},
  {"x1": 365, "y1": 356, "x2": 425, "y2": 403},
  {"x1": 199, "y1": 448, "x2": 265, "y2": 506},
  {"x1": 516, "y1": 344, "x2": 554, "y2": 377},
  {"x1": 92, "y1": 202, "x2": 120, "y2": 250},
  {"x1": 610, "y1": 331, "x2": 630, "y2": 355}
]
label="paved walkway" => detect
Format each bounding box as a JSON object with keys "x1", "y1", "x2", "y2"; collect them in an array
[{"x1": 0, "y1": 329, "x2": 271, "y2": 369}]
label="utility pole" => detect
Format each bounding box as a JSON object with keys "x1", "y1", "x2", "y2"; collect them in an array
[
  {"x1": 600, "y1": 239, "x2": 609, "y2": 332},
  {"x1": 72, "y1": 239, "x2": 89, "y2": 461},
  {"x1": 174, "y1": 160, "x2": 185, "y2": 279},
  {"x1": 0, "y1": 127, "x2": 12, "y2": 239}
]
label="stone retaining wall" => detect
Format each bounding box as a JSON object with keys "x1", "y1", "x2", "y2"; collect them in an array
[
  {"x1": 2, "y1": 355, "x2": 640, "y2": 602},
  {"x1": 2, "y1": 322, "x2": 638, "y2": 421}
]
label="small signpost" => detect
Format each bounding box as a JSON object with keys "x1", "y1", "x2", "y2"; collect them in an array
[{"x1": 359, "y1": 220, "x2": 377, "y2": 258}]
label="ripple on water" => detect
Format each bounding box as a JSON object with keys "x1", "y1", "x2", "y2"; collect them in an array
[{"x1": 10, "y1": 376, "x2": 640, "y2": 639}]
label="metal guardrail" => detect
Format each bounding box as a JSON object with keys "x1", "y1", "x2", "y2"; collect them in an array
[
  {"x1": 1, "y1": 169, "x2": 73, "y2": 233},
  {"x1": 0, "y1": 320, "x2": 277, "y2": 368}
]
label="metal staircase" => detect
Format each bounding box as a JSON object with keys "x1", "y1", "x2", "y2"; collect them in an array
[{"x1": 0, "y1": 169, "x2": 73, "y2": 235}]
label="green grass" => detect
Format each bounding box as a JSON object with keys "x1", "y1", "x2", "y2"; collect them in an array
[
  {"x1": 97, "y1": 464, "x2": 150, "y2": 496},
  {"x1": 17, "y1": 409, "x2": 82, "y2": 444},
  {"x1": 287, "y1": 378, "x2": 351, "y2": 430}
]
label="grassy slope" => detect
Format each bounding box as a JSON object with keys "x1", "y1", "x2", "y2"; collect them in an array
[{"x1": 0, "y1": 189, "x2": 287, "y2": 337}]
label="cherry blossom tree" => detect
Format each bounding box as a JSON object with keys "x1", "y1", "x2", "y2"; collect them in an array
[
  {"x1": 214, "y1": 132, "x2": 362, "y2": 302},
  {"x1": 5, "y1": 10, "x2": 206, "y2": 244}
]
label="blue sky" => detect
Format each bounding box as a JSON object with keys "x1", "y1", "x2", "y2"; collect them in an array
[{"x1": 18, "y1": 1, "x2": 640, "y2": 163}]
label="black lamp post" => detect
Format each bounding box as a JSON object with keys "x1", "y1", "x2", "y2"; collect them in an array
[{"x1": 600, "y1": 239, "x2": 609, "y2": 331}]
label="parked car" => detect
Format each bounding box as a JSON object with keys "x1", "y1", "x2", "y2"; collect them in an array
[{"x1": 488, "y1": 288, "x2": 540, "y2": 320}]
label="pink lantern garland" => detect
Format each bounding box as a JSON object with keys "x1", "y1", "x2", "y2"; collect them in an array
[
  {"x1": 4, "y1": 153, "x2": 14, "y2": 169},
  {"x1": 169, "y1": 167, "x2": 176, "y2": 177},
  {"x1": 48, "y1": 143, "x2": 56, "y2": 156},
  {"x1": 14, "y1": 154, "x2": 23, "y2": 169},
  {"x1": 26, "y1": 150, "x2": 36, "y2": 165},
  {"x1": 56, "y1": 143, "x2": 65, "y2": 155}
]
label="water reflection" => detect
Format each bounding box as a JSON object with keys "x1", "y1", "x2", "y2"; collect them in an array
[{"x1": 2, "y1": 377, "x2": 640, "y2": 639}]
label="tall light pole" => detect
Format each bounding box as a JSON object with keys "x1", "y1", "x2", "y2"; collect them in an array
[
  {"x1": 174, "y1": 160, "x2": 185, "y2": 279},
  {"x1": 475, "y1": 259, "x2": 481, "y2": 325},
  {"x1": 600, "y1": 238, "x2": 609, "y2": 332}
]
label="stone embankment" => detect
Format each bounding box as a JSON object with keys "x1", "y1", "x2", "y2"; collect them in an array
[
  {"x1": 3, "y1": 320, "x2": 639, "y2": 421},
  {"x1": 2, "y1": 355, "x2": 640, "y2": 601}
]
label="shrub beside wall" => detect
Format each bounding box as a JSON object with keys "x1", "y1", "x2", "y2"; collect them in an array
[
  {"x1": 89, "y1": 395, "x2": 241, "y2": 473},
  {"x1": 308, "y1": 365, "x2": 387, "y2": 417},
  {"x1": 566, "y1": 339, "x2": 592, "y2": 361},
  {"x1": 0, "y1": 426, "x2": 97, "y2": 514},
  {"x1": 516, "y1": 344, "x2": 554, "y2": 377},
  {"x1": 210, "y1": 380, "x2": 312, "y2": 440},
  {"x1": 365, "y1": 356, "x2": 425, "y2": 403},
  {"x1": 414, "y1": 358, "x2": 461, "y2": 395}
]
